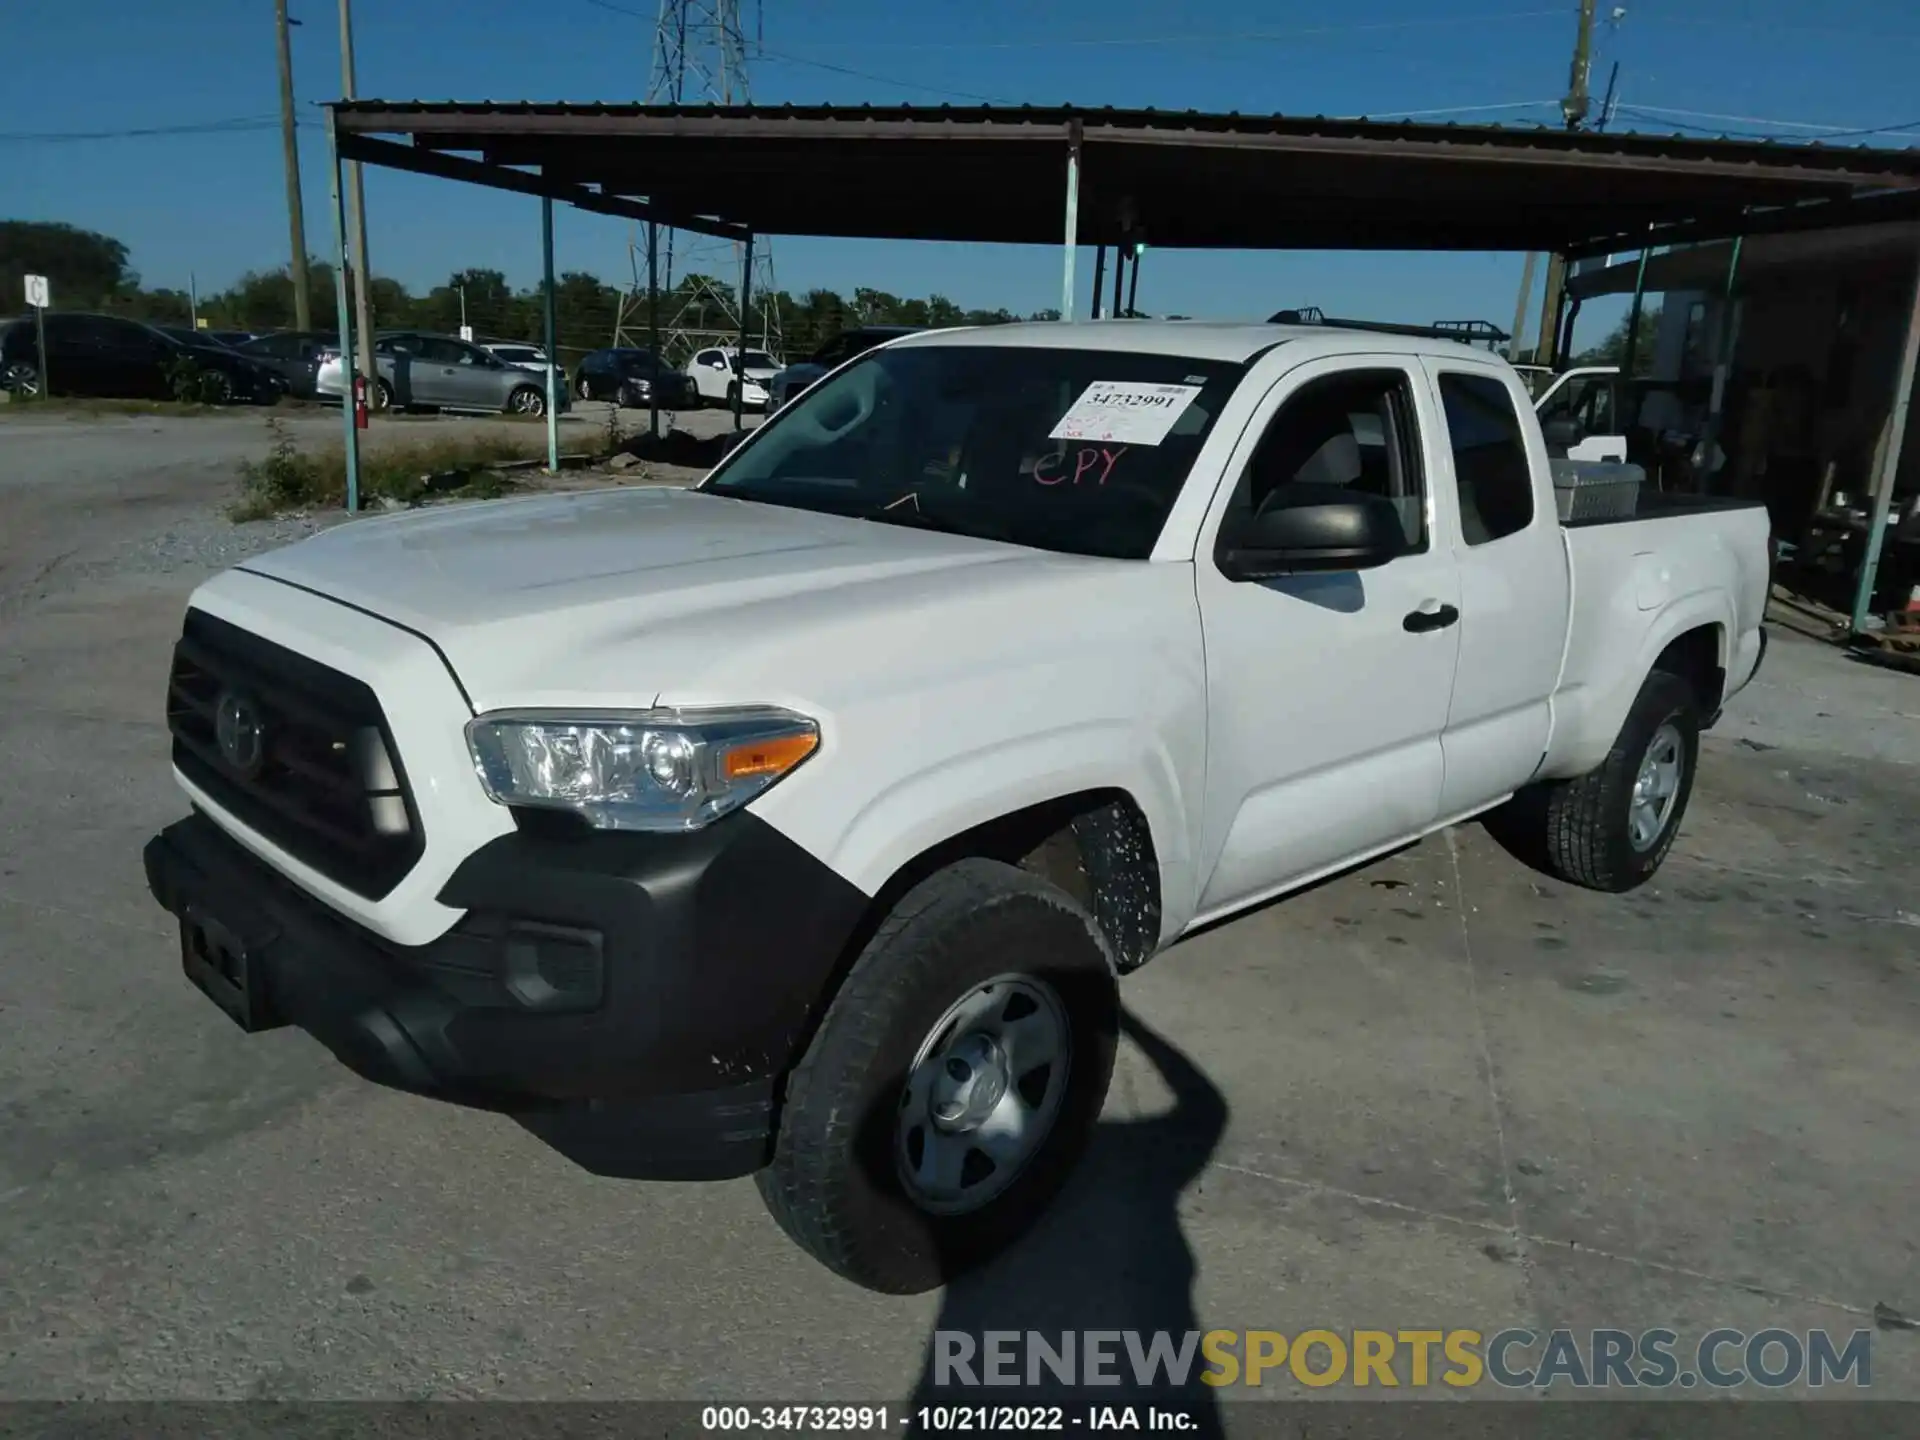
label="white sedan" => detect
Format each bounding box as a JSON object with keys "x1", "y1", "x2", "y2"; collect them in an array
[{"x1": 685, "y1": 346, "x2": 780, "y2": 409}]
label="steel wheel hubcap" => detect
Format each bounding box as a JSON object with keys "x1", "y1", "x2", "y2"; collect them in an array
[
  {"x1": 896, "y1": 975, "x2": 1070, "y2": 1216},
  {"x1": 1629, "y1": 721, "x2": 1685, "y2": 852}
]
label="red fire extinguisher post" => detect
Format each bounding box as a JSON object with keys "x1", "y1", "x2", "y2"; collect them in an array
[{"x1": 353, "y1": 374, "x2": 370, "y2": 430}]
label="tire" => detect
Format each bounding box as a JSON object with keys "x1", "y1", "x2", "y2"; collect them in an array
[
  {"x1": 615, "y1": 383, "x2": 637, "y2": 410},
  {"x1": 1530, "y1": 669, "x2": 1702, "y2": 892},
  {"x1": 208, "y1": 372, "x2": 235, "y2": 404},
  {"x1": 576, "y1": 374, "x2": 592, "y2": 402},
  {"x1": 4, "y1": 361, "x2": 43, "y2": 398},
  {"x1": 507, "y1": 385, "x2": 545, "y2": 417},
  {"x1": 756, "y1": 858, "x2": 1118, "y2": 1294},
  {"x1": 372, "y1": 378, "x2": 394, "y2": 411}
]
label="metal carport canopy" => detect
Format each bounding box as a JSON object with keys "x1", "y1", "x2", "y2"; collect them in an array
[{"x1": 328, "y1": 101, "x2": 1920, "y2": 257}]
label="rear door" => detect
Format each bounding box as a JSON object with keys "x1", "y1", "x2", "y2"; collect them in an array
[
  {"x1": 1423, "y1": 362, "x2": 1572, "y2": 815},
  {"x1": 441, "y1": 339, "x2": 510, "y2": 409},
  {"x1": 1192, "y1": 356, "x2": 1462, "y2": 917}
]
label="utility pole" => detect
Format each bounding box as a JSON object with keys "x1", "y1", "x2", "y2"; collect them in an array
[
  {"x1": 338, "y1": 0, "x2": 375, "y2": 374},
  {"x1": 274, "y1": 0, "x2": 312, "y2": 333},
  {"x1": 1561, "y1": 0, "x2": 1598, "y2": 130},
  {"x1": 1535, "y1": 0, "x2": 1601, "y2": 367},
  {"x1": 1508, "y1": 251, "x2": 1537, "y2": 361}
]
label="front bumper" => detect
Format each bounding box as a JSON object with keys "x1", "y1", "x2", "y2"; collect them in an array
[{"x1": 145, "y1": 808, "x2": 868, "y2": 1180}]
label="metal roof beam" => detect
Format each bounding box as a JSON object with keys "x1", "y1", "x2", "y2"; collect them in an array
[
  {"x1": 335, "y1": 132, "x2": 749, "y2": 241},
  {"x1": 1570, "y1": 187, "x2": 1920, "y2": 259}
]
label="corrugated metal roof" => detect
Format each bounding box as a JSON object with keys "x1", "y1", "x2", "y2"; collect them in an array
[{"x1": 327, "y1": 101, "x2": 1920, "y2": 255}]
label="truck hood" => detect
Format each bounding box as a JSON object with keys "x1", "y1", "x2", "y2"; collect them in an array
[{"x1": 238, "y1": 486, "x2": 1061, "y2": 711}]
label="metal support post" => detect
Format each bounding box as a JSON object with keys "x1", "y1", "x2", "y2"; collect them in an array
[
  {"x1": 647, "y1": 221, "x2": 661, "y2": 440},
  {"x1": 1111, "y1": 244, "x2": 1126, "y2": 320},
  {"x1": 541, "y1": 196, "x2": 559, "y2": 472},
  {"x1": 1621, "y1": 230, "x2": 1654, "y2": 379},
  {"x1": 734, "y1": 233, "x2": 754, "y2": 432},
  {"x1": 324, "y1": 109, "x2": 360, "y2": 513},
  {"x1": 1060, "y1": 125, "x2": 1082, "y2": 321},
  {"x1": 1090, "y1": 246, "x2": 1106, "y2": 320},
  {"x1": 1850, "y1": 244, "x2": 1920, "y2": 634},
  {"x1": 1126, "y1": 248, "x2": 1141, "y2": 317}
]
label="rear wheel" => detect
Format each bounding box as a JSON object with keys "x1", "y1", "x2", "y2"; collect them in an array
[
  {"x1": 1509, "y1": 669, "x2": 1702, "y2": 892},
  {"x1": 755, "y1": 858, "x2": 1118, "y2": 1294}
]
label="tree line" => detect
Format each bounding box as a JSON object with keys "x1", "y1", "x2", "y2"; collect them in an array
[{"x1": 3, "y1": 220, "x2": 1060, "y2": 363}]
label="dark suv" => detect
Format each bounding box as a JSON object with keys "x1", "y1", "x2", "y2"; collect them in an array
[
  {"x1": 572, "y1": 348, "x2": 700, "y2": 409},
  {"x1": 0, "y1": 312, "x2": 284, "y2": 403},
  {"x1": 233, "y1": 331, "x2": 340, "y2": 400},
  {"x1": 765, "y1": 326, "x2": 922, "y2": 413}
]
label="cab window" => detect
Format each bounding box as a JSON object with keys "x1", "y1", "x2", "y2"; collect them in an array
[
  {"x1": 1436, "y1": 371, "x2": 1535, "y2": 545},
  {"x1": 1220, "y1": 368, "x2": 1427, "y2": 555}
]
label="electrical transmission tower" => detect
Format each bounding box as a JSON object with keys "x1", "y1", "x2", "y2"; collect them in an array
[{"x1": 612, "y1": 0, "x2": 783, "y2": 364}]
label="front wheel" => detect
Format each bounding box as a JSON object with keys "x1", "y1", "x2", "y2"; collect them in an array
[
  {"x1": 1511, "y1": 669, "x2": 1702, "y2": 892},
  {"x1": 507, "y1": 385, "x2": 546, "y2": 417},
  {"x1": 576, "y1": 374, "x2": 592, "y2": 402},
  {"x1": 756, "y1": 858, "x2": 1118, "y2": 1294}
]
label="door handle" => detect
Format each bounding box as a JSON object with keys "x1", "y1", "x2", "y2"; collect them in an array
[{"x1": 1403, "y1": 603, "x2": 1460, "y2": 633}]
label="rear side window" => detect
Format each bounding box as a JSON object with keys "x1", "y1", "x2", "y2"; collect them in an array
[{"x1": 1437, "y1": 371, "x2": 1534, "y2": 545}]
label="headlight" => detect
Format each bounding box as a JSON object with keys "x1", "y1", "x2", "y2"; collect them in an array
[{"x1": 466, "y1": 706, "x2": 818, "y2": 831}]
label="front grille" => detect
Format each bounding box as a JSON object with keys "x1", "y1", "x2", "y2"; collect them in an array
[{"x1": 166, "y1": 609, "x2": 424, "y2": 900}]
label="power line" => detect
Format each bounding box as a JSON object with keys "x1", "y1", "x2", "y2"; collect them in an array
[
  {"x1": 0, "y1": 115, "x2": 316, "y2": 143},
  {"x1": 1336, "y1": 99, "x2": 1561, "y2": 121},
  {"x1": 1613, "y1": 104, "x2": 1920, "y2": 142}
]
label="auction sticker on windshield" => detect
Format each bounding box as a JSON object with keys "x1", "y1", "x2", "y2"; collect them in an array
[{"x1": 1049, "y1": 381, "x2": 1203, "y2": 446}]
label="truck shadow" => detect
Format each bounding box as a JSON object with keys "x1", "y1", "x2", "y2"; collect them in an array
[{"x1": 906, "y1": 1009, "x2": 1229, "y2": 1438}]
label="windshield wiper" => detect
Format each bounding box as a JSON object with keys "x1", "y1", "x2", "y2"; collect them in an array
[{"x1": 862, "y1": 492, "x2": 1010, "y2": 541}]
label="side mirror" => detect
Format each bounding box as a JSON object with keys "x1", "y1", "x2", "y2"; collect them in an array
[
  {"x1": 1218, "y1": 483, "x2": 1406, "y2": 581},
  {"x1": 1542, "y1": 416, "x2": 1582, "y2": 450}
]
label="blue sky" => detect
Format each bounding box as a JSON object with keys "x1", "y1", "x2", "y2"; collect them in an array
[{"x1": 5, "y1": 0, "x2": 1919, "y2": 350}]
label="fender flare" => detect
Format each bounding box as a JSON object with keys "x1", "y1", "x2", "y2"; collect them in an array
[{"x1": 1548, "y1": 588, "x2": 1735, "y2": 778}]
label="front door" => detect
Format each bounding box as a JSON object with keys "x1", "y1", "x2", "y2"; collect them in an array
[{"x1": 1192, "y1": 356, "x2": 1462, "y2": 919}]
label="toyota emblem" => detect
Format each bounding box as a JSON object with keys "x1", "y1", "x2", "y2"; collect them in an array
[{"x1": 214, "y1": 690, "x2": 267, "y2": 777}]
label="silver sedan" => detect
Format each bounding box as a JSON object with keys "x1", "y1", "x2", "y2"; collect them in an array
[{"x1": 316, "y1": 332, "x2": 570, "y2": 415}]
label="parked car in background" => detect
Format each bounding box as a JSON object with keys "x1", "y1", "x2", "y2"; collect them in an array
[
  {"x1": 765, "y1": 326, "x2": 921, "y2": 413},
  {"x1": 315, "y1": 331, "x2": 570, "y2": 416},
  {"x1": 480, "y1": 341, "x2": 551, "y2": 372},
  {"x1": 0, "y1": 312, "x2": 284, "y2": 404},
  {"x1": 158, "y1": 326, "x2": 232, "y2": 349},
  {"x1": 572, "y1": 347, "x2": 701, "y2": 409},
  {"x1": 686, "y1": 345, "x2": 780, "y2": 409},
  {"x1": 233, "y1": 331, "x2": 339, "y2": 401}
]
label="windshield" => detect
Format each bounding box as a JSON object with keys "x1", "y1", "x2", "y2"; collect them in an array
[
  {"x1": 700, "y1": 343, "x2": 1244, "y2": 560},
  {"x1": 616, "y1": 350, "x2": 666, "y2": 373},
  {"x1": 493, "y1": 346, "x2": 542, "y2": 363},
  {"x1": 742, "y1": 351, "x2": 777, "y2": 369}
]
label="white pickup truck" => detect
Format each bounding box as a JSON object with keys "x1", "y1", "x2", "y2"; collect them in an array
[{"x1": 145, "y1": 322, "x2": 1770, "y2": 1295}]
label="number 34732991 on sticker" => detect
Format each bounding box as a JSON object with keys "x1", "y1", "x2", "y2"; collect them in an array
[{"x1": 1049, "y1": 381, "x2": 1202, "y2": 446}]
